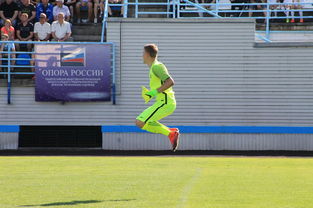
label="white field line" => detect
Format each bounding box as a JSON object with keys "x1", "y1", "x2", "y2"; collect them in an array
[{"x1": 177, "y1": 168, "x2": 202, "y2": 208}]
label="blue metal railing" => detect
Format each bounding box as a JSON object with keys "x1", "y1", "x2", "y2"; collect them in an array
[
  {"x1": 110, "y1": 1, "x2": 313, "y2": 42},
  {"x1": 0, "y1": 41, "x2": 116, "y2": 104},
  {"x1": 101, "y1": 0, "x2": 128, "y2": 42}
]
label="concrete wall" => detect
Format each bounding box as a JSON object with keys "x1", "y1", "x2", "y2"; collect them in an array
[{"x1": 2, "y1": 18, "x2": 313, "y2": 150}]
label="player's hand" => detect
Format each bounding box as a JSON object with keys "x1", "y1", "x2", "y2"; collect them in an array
[
  {"x1": 145, "y1": 89, "x2": 158, "y2": 98},
  {"x1": 141, "y1": 86, "x2": 152, "y2": 104}
]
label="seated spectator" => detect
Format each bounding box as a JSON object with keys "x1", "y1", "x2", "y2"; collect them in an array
[
  {"x1": 0, "y1": 0, "x2": 19, "y2": 26},
  {"x1": 289, "y1": 0, "x2": 304, "y2": 23},
  {"x1": 197, "y1": 0, "x2": 215, "y2": 17},
  {"x1": 1, "y1": 19, "x2": 15, "y2": 40},
  {"x1": 268, "y1": 0, "x2": 280, "y2": 18},
  {"x1": 202, "y1": 0, "x2": 216, "y2": 10},
  {"x1": 64, "y1": 0, "x2": 76, "y2": 22},
  {"x1": 36, "y1": 0, "x2": 54, "y2": 23},
  {"x1": 15, "y1": 13, "x2": 34, "y2": 51},
  {"x1": 93, "y1": 0, "x2": 102, "y2": 23},
  {"x1": 51, "y1": 12, "x2": 72, "y2": 41},
  {"x1": 53, "y1": 0, "x2": 71, "y2": 21},
  {"x1": 0, "y1": 34, "x2": 15, "y2": 76},
  {"x1": 76, "y1": 0, "x2": 92, "y2": 23},
  {"x1": 34, "y1": 13, "x2": 51, "y2": 41},
  {"x1": 108, "y1": 0, "x2": 123, "y2": 17},
  {"x1": 18, "y1": 0, "x2": 36, "y2": 23},
  {"x1": 248, "y1": 0, "x2": 266, "y2": 19}
]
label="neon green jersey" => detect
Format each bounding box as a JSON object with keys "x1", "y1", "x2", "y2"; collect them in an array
[{"x1": 149, "y1": 60, "x2": 175, "y2": 103}]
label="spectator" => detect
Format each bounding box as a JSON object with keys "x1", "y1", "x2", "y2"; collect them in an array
[
  {"x1": 64, "y1": 0, "x2": 76, "y2": 22},
  {"x1": 76, "y1": 0, "x2": 92, "y2": 23},
  {"x1": 1, "y1": 19, "x2": 15, "y2": 40},
  {"x1": 0, "y1": 0, "x2": 19, "y2": 26},
  {"x1": 108, "y1": 0, "x2": 123, "y2": 17},
  {"x1": 268, "y1": 0, "x2": 280, "y2": 18},
  {"x1": 248, "y1": 0, "x2": 266, "y2": 19},
  {"x1": 93, "y1": 0, "x2": 102, "y2": 23},
  {"x1": 0, "y1": 34, "x2": 15, "y2": 77},
  {"x1": 15, "y1": 13, "x2": 34, "y2": 51},
  {"x1": 197, "y1": 0, "x2": 215, "y2": 17},
  {"x1": 53, "y1": 0, "x2": 70, "y2": 21},
  {"x1": 290, "y1": 0, "x2": 304, "y2": 22},
  {"x1": 34, "y1": 13, "x2": 50, "y2": 41},
  {"x1": 284, "y1": 0, "x2": 293, "y2": 22},
  {"x1": 36, "y1": 0, "x2": 54, "y2": 23},
  {"x1": 18, "y1": 0, "x2": 36, "y2": 23},
  {"x1": 51, "y1": 12, "x2": 72, "y2": 41},
  {"x1": 202, "y1": 0, "x2": 216, "y2": 10}
]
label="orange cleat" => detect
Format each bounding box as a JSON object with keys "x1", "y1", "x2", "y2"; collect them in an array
[
  {"x1": 169, "y1": 128, "x2": 179, "y2": 133},
  {"x1": 300, "y1": 19, "x2": 304, "y2": 23},
  {"x1": 168, "y1": 129, "x2": 180, "y2": 152}
]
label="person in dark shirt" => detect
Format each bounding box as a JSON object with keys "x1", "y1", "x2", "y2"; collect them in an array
[
  {"x1": 15, "y1": 13, "x2": 33, "y2": 51},
  {"x1": 36, "y1": 0, "x2": 54, "y2": 23},
  {"x1": 18, "y1": 0, "x2": 36, "y2": 23},
  {"x1": 0, "y1": 0, "x2": 19, "y2": 26}
]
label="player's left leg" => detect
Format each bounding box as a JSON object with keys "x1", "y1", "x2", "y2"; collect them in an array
[{"x1": 135, "y1": 101, "x2": 176, "y2": 136}]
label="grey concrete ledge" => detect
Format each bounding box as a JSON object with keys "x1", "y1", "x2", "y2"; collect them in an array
[
  {"x1": 255, "y1": 42, "x2": 313, "y2": 48},
  {"x1": 107, "y1": 17, "x2": 255, "y2": 24}
]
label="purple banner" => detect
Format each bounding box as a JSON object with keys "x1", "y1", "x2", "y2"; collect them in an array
[{"x1": 35, "y1": 44, "x2": 111, "y2": 102}]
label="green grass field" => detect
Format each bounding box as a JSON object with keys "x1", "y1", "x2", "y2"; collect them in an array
[{"x1": 1, "y1": 156, "x2": 313, "y2": 208}]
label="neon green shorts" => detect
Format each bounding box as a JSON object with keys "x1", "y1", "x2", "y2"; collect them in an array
[{"x1": 136, "y1": 101, "x2": 176, "y2": 123}]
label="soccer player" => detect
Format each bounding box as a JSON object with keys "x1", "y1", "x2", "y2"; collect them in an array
[{"x1": 135, "y1": 44, "x2": 180, "y2": 151}]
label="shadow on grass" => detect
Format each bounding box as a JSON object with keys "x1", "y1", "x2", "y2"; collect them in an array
[{"x1": 19, "y1": 199, "x2": 136, "y2": 207}]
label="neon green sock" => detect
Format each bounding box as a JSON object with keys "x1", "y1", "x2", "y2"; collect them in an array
[{"x1": 142, "y1": 121, "x2": 171, "y2": 136}]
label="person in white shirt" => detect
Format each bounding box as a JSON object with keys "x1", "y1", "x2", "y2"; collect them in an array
[
  {"x1": 53, "y1": 0, "x2": 71, "y2": 21},
  {"x1": 34, "y1": 13, "x2": 51, "y2": 41},
  {"x1": 51, "y1": 12, "x2": 72, "y2": 41}
]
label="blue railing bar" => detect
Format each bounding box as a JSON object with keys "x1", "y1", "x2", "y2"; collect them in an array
[
  {"x1": 0, "y1": 41, "x2": 115, "y2": 45},
  {"x1": 137, "y1": 12, "x2": 175, "y2": 14},
  {"x1": 166, "y1": 0, "x2": 170, "y2": 18},
  {"x1": 222, "y1": 16, "x2": 313, "y2": 19},
  {"x1": 182, "y1": 0, "x2": 221, "y2": 18},
  {"x1": 178, "y1": 16, "x2": 313, "y2": 19},
  {"x1": 0, "y1": 72, "x2": 35, "y2": 75},
  {"x1": 0, "y1": 51, "x2": 35, "y2": 54},
  {"x1": 0, "y1": 58, "x2": 32, "y2": 61},
  {"x1": 255, "y1": 33, "x2": 272, "y2": 43},
  {"x1": 177, "y1": 0, "x2": 182, "y2": 18},
  {"x1": 179, "y1": 9, "x2": 313, "y2": 13},
  {"x1": 173, "y1": 2, "x2": 313, "y2": 6},
  {"x1": 256, "y1": 30, "x2": 313, "y2": 33},
  {"x1": 127, "y1": 2, "x2": 177, "y2": 6},
  {"x1": 0, "y1": 65, "x2": 35, "y2": 68},
  {"x1": 265, "y1": 2, "x2": 270, "y2": 39},
  {"x1": 112, "y1": 43, "x2": 116, "y2": 105},
  {"x1": 123, "y1": 0, "x2": 128, "y2": 18},
  {"x1": 135, "y1": 0, "x2": 138, "y2": 18},
  {"x1": 7, "y1": 46, "x2": 11, "y2": 104}
]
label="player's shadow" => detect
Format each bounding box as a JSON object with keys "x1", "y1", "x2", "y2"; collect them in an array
[{"x1": 19, "y1": 199, "x2": 135, "y2": 207}]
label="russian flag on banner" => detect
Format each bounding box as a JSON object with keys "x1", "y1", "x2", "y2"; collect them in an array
[{"x1": 61, "y1": 48, "x2": 86, "y2": 66}]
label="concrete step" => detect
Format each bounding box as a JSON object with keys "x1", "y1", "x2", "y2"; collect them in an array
[
  {"x1": 72, "y1": 23, "x2": 102, "y2": 42},
  {"x1": 257, "y1": 22, "x2": 313, "y2": 31},
  {"x1": 255, "y1": 31, "x2": 313, "y2": 42},
  {"x1": 72, "y1": 27, "x2": 102, "y2": 36},
  {"x1": 72, "y1": 35, "x2": 102, "y2": 42}
]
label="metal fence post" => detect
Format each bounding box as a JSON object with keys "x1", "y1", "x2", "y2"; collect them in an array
[
  {"x1": 135, "y1": 0, "x2": 138, "y2": 18},
  {"x1": 266, "y1": 1, "x2": 270, "y2": 40},
  {"x1": 123, "y1": 0, "x2": 128, "y2": 18},
  {"x1": 7, "y1": 44, "x2": 11, "y2": 104}
]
